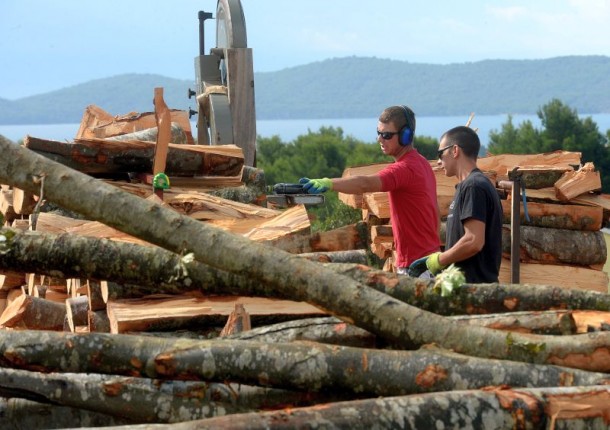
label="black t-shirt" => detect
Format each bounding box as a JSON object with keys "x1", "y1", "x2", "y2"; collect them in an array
[{"x1": 445, "y1": 169, "x2": 503, "y2": 283}]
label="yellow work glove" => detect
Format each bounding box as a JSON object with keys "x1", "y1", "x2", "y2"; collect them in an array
[
  {"x1": 407, "y1": 252, "x2": 446, "y2": 277},
  {"x1": 299, "y1": 177, "x2": 333, "y2": 194}
]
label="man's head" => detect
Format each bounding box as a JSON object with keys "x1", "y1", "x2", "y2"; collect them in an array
[
  {"x1": 437, "y1": 126, "x2": 480, "y2": 177},
  {"x1": 378, "y1": 105, "x2": 416, "y2": 146}
]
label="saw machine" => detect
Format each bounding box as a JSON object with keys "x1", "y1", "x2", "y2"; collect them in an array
[{"x1": 188, "y1": 0, "x2": 256, "y2": 167}]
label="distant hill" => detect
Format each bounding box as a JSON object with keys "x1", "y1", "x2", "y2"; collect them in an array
[{"x1": 1, "y1": 55, "x2": 610, "y2": 125}]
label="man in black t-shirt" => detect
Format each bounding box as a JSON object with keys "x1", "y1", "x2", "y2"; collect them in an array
[{"x1": 408, "y1": 126, "x2": 502, "y2": 283}]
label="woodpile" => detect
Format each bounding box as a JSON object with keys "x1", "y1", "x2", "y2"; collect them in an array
[
  {"x1": 1, "y1": 126, "x2": 610, "y2": 428},
  {"x1": 341, "y1": 151, "x2": 610, "y2": 293}
]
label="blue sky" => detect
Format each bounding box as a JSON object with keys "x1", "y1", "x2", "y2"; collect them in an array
[{"x1": 1, "y1": 0, "x2": 609, "y2": 99}]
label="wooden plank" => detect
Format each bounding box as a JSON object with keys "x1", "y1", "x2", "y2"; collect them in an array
[
  {"x1": 498, "y1": 259, "x2": 608, "y2": 293},
  {"x1": 106, "y1": 294, "x2": 324, "y2": 334},
  {"x1": 153, "y1": 87, "x2": 171, "y2": 176}
]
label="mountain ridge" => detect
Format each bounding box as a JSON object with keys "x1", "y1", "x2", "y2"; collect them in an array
[{"x1": 1, "y1": 55, "x2": 609, "y2": 125}]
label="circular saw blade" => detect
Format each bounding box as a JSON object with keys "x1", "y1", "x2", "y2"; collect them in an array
[{"x1": 216, "y1": 0, "x2": 247, "y2": 49}]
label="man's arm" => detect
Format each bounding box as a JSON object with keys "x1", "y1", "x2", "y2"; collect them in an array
[
  {"x1": 331, "y1": 175, "x2": 383, "y2": 194},
  {"x1": 438, "y1": 218, "x2": 485, "y2": 266}
]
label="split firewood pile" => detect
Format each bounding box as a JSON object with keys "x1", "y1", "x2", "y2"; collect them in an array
[
  {"x1": 2, "y1": 113, "x2": 610, "y2": 428},
  {"x1": 342, "y1": 151, "x2": 610, "y2": 293}
]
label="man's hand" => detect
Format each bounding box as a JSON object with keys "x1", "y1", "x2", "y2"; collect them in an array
[
  {"x1": 407, "y1": 252, "x2": 445, "y2": 277},
  {"x1": 299, "y1": 177, "x2": 333, "y2": 194}
]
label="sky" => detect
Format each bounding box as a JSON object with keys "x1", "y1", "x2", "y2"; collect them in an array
[{"x1": 1, "y1": 0, "x2": 610, "y2": 100}]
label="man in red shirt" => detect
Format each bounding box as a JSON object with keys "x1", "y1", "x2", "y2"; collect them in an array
[{"x1": 300, "y1": 105, "x2": 440, "y2": 273}]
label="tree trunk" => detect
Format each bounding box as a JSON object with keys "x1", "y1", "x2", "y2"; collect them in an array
[
  {"x1": 1, "y1": 331, "x2": 609, "y2": 396},
  {"x1": 501, "y1": 199, "x2": 603, "y2": 231},
  {"x1": 0, "y1": 367, "x2": 336, "y2": 424},
  {"x1": 502, "y1": 224, "x2": 607, "y2": 265},
  {"x1": 225, "y1": 316, "x2": 377, "y2": 348},
  {"x1": 1, "y1": 140, "x2": 610, "y2": 370},
  {"x1": 298, "y1": 249, "x2": 369, "y2": 264},
  {"x1": 0, "y1": 294, "x2": 66, "y2": 330},
  {"x1": 448, "y1": 310, "x2": 577, "y2": 335},
  {"x1": 23, "y1": 136, "x2": 244, "y2": 177},
  {"x1": 0, "y1": 397, "x2": 132, "y2": 428},
  {"x1": 2, "y1": 227, "x2": 610, "y2": 317},
  {"x1": 65, "y1": 295, "x2": 90, "y2": 332},
  {"x1": 105, "y1": 122, "x2": 189, "y2": 145},
  {"x1": 159, "y1": 385, "x2": 610, "y2": 430}
]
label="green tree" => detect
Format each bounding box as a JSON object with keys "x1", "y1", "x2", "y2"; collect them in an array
[{"x1": 487, "y1": 99, "x2": 610, "y2": 192}]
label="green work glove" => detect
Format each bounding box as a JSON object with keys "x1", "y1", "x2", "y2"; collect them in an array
[
  {"x1": 407, "y1": 252, "x2": 446, "y2": 277},
  {"x1": 299, "y1": 177, "x2": 333, "y2": 194}
]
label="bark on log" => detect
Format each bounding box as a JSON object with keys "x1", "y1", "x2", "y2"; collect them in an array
[
  {"x1": 0, "y1": 294, "x2": 66, "y2": 330},
  {"x1": 225, "y1": 316, "x2": 377, "y2": 348},
  {"x1": 501, "y1": 224, "x2": 607, "y2": 266},
  {"x1": 65, "y1": 295, "x2": 90, "y2": 332},
  {"x1": 2, "y1": 227, "x2": 610, "y2": 318},
  {"x1": 298, "y1": 249, "x2": 369, "y2": 264},
  {"x1": 0, "y1": 367, "x2": 327, "y2": 424},
  {"x1": 105, "y1": 123, "x2": 188, "y2": 145},
  {"x1": 501, "y1": 199, "x2": 603, "y2": 231},
  {"x1": 448, "y1": 310, "x2": 577, "y2": 335},
  {"x1": 148, "y1": 386, "x2": 610, "y2": 430},
  {"x1": 88, "y1": 309, "x2": 111, "y2": 333},
  {"x1": 23, "y1": 136, "x2": 244, "y2": 177},
  {"x1": 2, "y1": 141, "x2": 610, "y2": 371},
  {"x1": 0, "y1": 397, "x2": 131, "y2": 428},
  {"x1": 0, "y1": 331, "x2": 609, "y2": 396}
]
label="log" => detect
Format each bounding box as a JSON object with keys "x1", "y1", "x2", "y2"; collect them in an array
[
  {"x1": 501, "y1": 198, "x2": 603, "y2": 231},
  {"x1": 1, "y1": 331, "x2": 609, "y2": 396},
  {"x1": 508, "y1": 165, "x2": 573, "y2": 189},
  {"x1": 477, "y1": 150, "x2": 582, "y2": 180},
  {"x1": 88, "y1": 309, "x2": 111, "y2": 333},
  {"x1": 0, "y1": 294, "x2": 66, "y2": 330},
  {"x1": 0, "y1": 397, "x2": 131, "y2": 428},
  {"x1": 501, "y1": 224, "x2": 607, "y2": 266},
  {"x1": 266, "y1": 221, "x2": 369, "y2": 254},
  {"x1": 448, "y1": 310, "x2": 577, "y2": 335},
  {"x1": 0, "y1": 367, "x2": 314, "y2": 424},
  {"x1": 298, "y1": 249, "x2": 369, "y2": 264},
  {"x1": 76, "y1": 104, "x2": 195, "y2": 145},
  {"x1": 555, "y1": 161, "x2": 602, "y2": 201},
  {"x1": 162, "y1": 386, "x2": 610, "y2": 430},
  {"x1": 225, "y1": 316, "x2": 377, "y2": 348},
  {"x1": 2, "y1": 227, "x2": 610, "y2": 318},
  {"x1": 2, "y1": 141, "x2": 610, "y2": 371},
  {"x1": 65, "y1": 295, "x2": 90, "y2": 332},
  {"x1": 105, "y1": 122, "x2": 188, "y2": 145},
  {"x1": 23, "y1": 135, "x2": 244, "y2": 177}
]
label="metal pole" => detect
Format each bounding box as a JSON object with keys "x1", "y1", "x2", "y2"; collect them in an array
[{"x1": 510, "y1": 178, "x2": 521, "y2": 283}]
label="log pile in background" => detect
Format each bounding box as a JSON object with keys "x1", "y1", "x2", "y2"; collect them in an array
[
  {"x1": 340, "y1": 150, "x2": 610, "y2": 293},
  {"x1": 3, "y1": 127, "x2": 610, "y2": 428}
]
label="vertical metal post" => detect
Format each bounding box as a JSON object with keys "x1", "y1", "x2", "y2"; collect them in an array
[
  {"x1": 510, "y1": 178, "x2": 521, "y2": 283},
  {"x1": 198, "y1": 11, "x2": 213, "y2": 55}
]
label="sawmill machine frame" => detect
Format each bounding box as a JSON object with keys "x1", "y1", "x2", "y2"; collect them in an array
[{"x1": 188, "y1": 0, "x2": 256, "y2": 167}]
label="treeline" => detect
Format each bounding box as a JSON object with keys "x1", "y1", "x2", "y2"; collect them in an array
[{"x1": 257, "y1": 99, "x2": 610, "y2": 230}]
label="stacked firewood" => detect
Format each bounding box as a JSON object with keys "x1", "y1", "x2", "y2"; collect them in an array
[
  {"x1": 2, "y1": 124, "x2": 610, "y2": 428},
  {"x1": 340, "y1": 150, "x2": 610, "y2": 293}
]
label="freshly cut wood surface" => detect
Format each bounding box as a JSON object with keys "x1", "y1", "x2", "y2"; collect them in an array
[
  {"x1": 477, "y1": 150, "x2": 582, "y2": 179},
  {"x1": 75, "y1": 104, "x2": 195, "y2": 145},
  {"x1": 499, "y1": 259, "x2": 609, "y2": 293},
  {"x1": 106, "y1": 295, "x2": 324, "y2": 334},
  {"x1": 554, "y1": 162, "x2": 601, "y2": 201},
  {"x1": 363, "y1": 192, "x2": 389, "y2": 218}
]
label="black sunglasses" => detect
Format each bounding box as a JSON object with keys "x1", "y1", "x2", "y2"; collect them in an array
[
  {"x1": 377, "y1": 130, "x2": 399, "y2": 140},
  {"x1": 437, "y1": 144, "x2": 457, "y2": 159}
]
